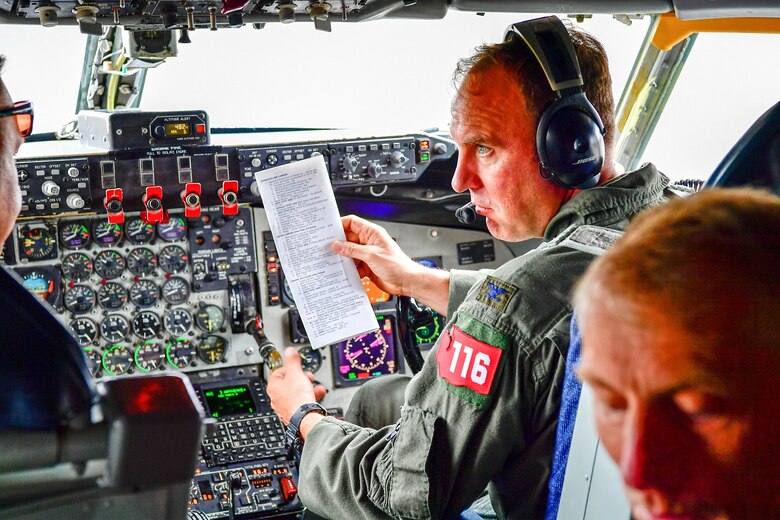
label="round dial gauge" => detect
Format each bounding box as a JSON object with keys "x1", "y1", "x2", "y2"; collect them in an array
[
  {"x1": 129, "y1": 279, "x2": 159, "y2": 308},
  {"x1": 20, "y1": 269, "x2": 58, "y2": 304},
  {"x1": 344, "y1": 330, "x2": 389, "y2": 372},
  {"x1": 100, "y1": 314, "x2": 130, "y2": 343},
  {"x1": 19, "y1": 225, "x2": 57, "y2": 260},
  {"x1": 102, "y1": 345, "x2": 133, "y2": 376},
  {"x1": 158, "y1": 245, "x2": 188, "y2": 274},
  {"x1": 125, "y1": 218, "x2": 155, "y2": 245},
  {"x1": 83, "y1": 347, "x2": 102, "y2": 377},
  {"x1": 197, "y1": 335, "x2": 227, "y2": 364},
  {"x1": 415, "y1": 312, "x2": 443, "y2": 346},
  {"x1": 132, "y1": 311, "x2": 161, "y2": 340},
  {"x1": 59, "y1": 222, "x2": 91, "y2": 249},
  {"x1": 97, "y1": 282, "x2": 128, "y2": 310},
  {"x1": 162, "y1": 276, "x2": 191, "y2": 305},
  {"x1": 282, "y1": 276, "x2": 295, "y2": 305},
  {"x1": 157, "y1": 217, "x2": 187, "y2": 242},
  {"x1": 134, "y1": 342, "x2": 163, "y2": 372},
  {"x1": 164, "y1": 308, "x2": 193, "y2": 336},
  {"x1": 298, "y1": 346, "x2": 322, "y2": 373},
  {"x1": 194, "y1": 305, "x2": 225, "y2": 332},
  {"x1": 166, "y1": 338, "x2": 196, "y2": 368},
  {"x1": 92, "y1": 221, "x2": 123, "y2": 247},
  {"x1": 61, "y1": 252, "x2": 93, "y2": 282},
  {"x1": 64, "y1": 285, "x2": 96, "y2": 314},
  {"x1": 70, "y1": 318, "x2": 98, "y2": 346},
  {"x1": 94, "y1": 250, "x2": 126, "y2": 280},
  {"x1": 127, "y1": 247, "x2": 157, "y2": 277}
]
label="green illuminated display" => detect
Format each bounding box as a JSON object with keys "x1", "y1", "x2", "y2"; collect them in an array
[{"x1": 203, "y1": 385, "x2": 255, "y2": 418}]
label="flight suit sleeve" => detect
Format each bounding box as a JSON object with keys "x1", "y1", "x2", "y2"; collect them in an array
[
  {"x1": 448, "y1": 269, "x2": 491, "y2": 315},
  {"x1": 297, "y1": 306, "x2": 548, "y2": 519}
]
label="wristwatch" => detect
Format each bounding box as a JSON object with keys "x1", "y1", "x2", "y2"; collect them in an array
[{"x1": 285, "y1": 403, "x2": 328, "y2": 456}]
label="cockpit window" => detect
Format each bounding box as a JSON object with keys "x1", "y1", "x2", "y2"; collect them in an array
[{"x1": 2, "y1": 13, "x2": 649, "y2": 136}]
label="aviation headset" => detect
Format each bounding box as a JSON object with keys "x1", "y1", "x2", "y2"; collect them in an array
[{"x1": 505, "y1": 16, "x2": 606, "y2": 190}]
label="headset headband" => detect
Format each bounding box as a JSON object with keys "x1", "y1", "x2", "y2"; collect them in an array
[{"x1": 505, "y1": 16, "x2": 584, "y2": 95}]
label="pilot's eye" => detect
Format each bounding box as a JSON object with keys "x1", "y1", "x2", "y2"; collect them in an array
[
  {"x1": 477, "y1": 145, "x2": 491, "y2": 156},
  {"x1": 594, "y1": 392, "x2": 628, "y2": 422}
]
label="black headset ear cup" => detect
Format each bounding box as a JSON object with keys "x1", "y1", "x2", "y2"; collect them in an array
[{"x1": 537, "y1": 96, "x2": 605, "y2": 189}]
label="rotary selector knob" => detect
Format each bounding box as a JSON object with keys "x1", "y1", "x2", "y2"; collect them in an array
[
  {"x1": 67, "y1": 193, "x2": 85, "y2": 209},
  {"x1": 42, "y1": 180, "x2": 61, "y2": 197},
  {"x1": 342, "y1": 155, "x2": 359, "y2": 174},
  {"x1": 390, "y1": 151, "x2": 408, "y2": 167},
  {"x1": 367, "y1": 162, "x2": 384, "y2": 178}
]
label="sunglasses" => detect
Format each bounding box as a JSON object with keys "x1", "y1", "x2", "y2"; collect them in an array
[{"x1": 0, "y1": 100, "x2": 34, "y2": 137}]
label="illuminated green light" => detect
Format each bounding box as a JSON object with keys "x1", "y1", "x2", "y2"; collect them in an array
[{"x1": 420, "y1": 153, "x2": 430, "y2": 161}]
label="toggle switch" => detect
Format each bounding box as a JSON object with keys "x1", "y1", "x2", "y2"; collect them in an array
[
  {"x1": 103, "y1": 188, "x2": 124, "y2": 224},
  {"x1": 218, "y1": 180, "x2": 239, "y2": 216},
  {"x1": 141, "y1": 186, "x2": 166, "y2": 224},
  {"x1": 181, "y1": 182, "x2": 202, "y2": 218}
]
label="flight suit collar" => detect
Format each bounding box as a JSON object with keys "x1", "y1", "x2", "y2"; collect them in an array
[{"x1": 544, "y1": 163, "x2": 670, "y2": 240}]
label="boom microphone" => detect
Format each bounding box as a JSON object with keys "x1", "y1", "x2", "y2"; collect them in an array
[{"x1": 455, "y1": 202, "x2": 476, "y2": 224}]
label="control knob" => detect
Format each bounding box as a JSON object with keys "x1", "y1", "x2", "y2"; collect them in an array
[
  {"x1": 367, "y1": 162, "x2": 384, "y2": 178},
  {"x1": 390, "y1": 151, "x2": 408, "y2": 168},
  {"x1": 342, "y1": 154, "x2": 359, "y2": 174},
  {"x1": 42, "y1": 180, "x2": 60, "y2": 197},
  {"x1": 66, "y1": 193, "x2": 85, "y2": 209}
]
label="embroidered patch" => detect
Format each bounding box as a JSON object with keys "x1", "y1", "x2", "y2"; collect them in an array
[
  {"x1": 436, "y1": 325, "x2": 503, "y2": 396},
  {"x1": 475, "y1": 276, "x2": 518, "y2": 312},
  {"x1": 564, "y1": 225, "x2": 624, "y2": 256}
]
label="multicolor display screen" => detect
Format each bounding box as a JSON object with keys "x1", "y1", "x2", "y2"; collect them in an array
[
  {"x1": 332, "y1": 315, "x2": 398, "y2": 386},
  {"x1": 165, "y1": 122, "x2": 191, "y2": 136},
  {"x1": 202, "y1": 384, "x2": 255, "y2": 419}
]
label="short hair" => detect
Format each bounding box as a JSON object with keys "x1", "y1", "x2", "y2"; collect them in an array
[
  {"x1": 574, "y1": 188, "x2": 780, "y2": 355},
  {"x1": 453, "y1": 20, "x2": 615, "y2": 151}
]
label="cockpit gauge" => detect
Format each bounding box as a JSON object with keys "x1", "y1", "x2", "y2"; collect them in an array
[
  {"x1": 70, "y1": 318, "x2": 98, "y2": 346},
  {"x1": 158, "y1": 245, "x2": 188, "y2": 274},
  {"x1": 92, "y1": 221, "x2": 123, "y2": 247},
  {"x1": 61, "y1": 252, "x2": 93, "y2": 282},
  {"x1": 97, "y1": 282, "x2": 128, "y2": 310},
  {"x1": 102, "y1": 345, "x2": 133, "y2": 376},
  {"x1": 18, "y1": 267, "x2": 60, "y2": 305},
  {"x1": 343, "y1": 330, "x2": 389, "y2": 372},
  {"x1": 282, "y1": 276, "x2": 295, "y2": 306},
  {"x1": 195, "y1": 304, "x2": 225, "y2": 332},
  {"x1": 125, "y1": 218, "x2": 155, "y2": 245},
  {"x1": 127, "y1": 247, "x2": 158, "y2": 277},
  {"x1": 166, "y1": 338, "x2": 196, "y2": 368},
  {"x1": 101, "y1": 314, "x2": 130, "y2": 343},
  {"x1": 133, "y1": 311, "x2": 161, "y2": 340},
  {"x1": 64, "y1": 285, "x2": 96, "y2": 314},
  {"x1": 197, "y1": 335, "x2": 227, "y2": 364},
  {"x1": 18, "y1": 224, "x2": 58, "y2": 261},
  {"x1": 134, "y1": 342, "x2": 163, "y2": 372},
  {"x1": 415, "y1": 311, "x2": 443, "y2": 349},
  {"x1": 94, "y1": 250, "x2": 126, "y2": 280},
  {"x1": 129, "y1": 279, "x2": 159, "y2": 308},
  {"x1": 83, "y1": 347, "x2": 102, "y2": 377},
  {"x1": 157, "y1": 217, "x2": 187, "y2": 242},
  {"x1": 164, "y1": 308, "x2": 193, "y2": 336},
  {"x1": 298, "y1": 346, "x2": 322, "y2": 373},
  {"x1": 59, "y1": 222, "x2": 91, "y2": 249},
  {"x1": 162, "y1": 276, "x2": 191, "y2": 305}
]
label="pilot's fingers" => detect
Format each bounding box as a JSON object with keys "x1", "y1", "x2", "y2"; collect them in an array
[
  {"x1": 332, "y1": 238, "x2": 374, "y2": 262},
  {"x1": 313, "y1": 383, "x2": 327, "y2": 402},
  {"x1": 342, "y1": 214, "x2": 390, "y2": 247},
  {"x1": 305, "y1": 371, "x2": 316, "y2": 383}
]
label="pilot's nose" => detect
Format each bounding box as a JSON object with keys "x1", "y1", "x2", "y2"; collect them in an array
[{"x1": 451, "y1": 151, "x2": 478, "y2": 194}]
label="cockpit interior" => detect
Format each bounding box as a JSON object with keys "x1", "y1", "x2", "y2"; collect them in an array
[{"x1": 1, "y1": 1, "x2": 779, "y2": 519}]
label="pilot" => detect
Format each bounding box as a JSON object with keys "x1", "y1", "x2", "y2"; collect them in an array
[
  {"x1": 574, "y1": 188, "x2": 780, "y2": 520},
  {"x1": 268, "y1": 19, "x2": 681, "y2": 519},
  {"x1": 0, "y1": 56, "x2": 24, "y2": 241}
]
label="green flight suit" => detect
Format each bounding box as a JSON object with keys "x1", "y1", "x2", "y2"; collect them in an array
[{"x1": 299, "y1": 164, "x2": 675, "y2": 519}]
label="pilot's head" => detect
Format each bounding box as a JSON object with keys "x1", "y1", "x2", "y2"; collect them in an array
[
  {"x1": 575, "y1": 188, "x2": 780, "y2": 519},
  {"x1": 448, "y1": 21, "x2": 616, "y2": 242},
  {"x1": 0, "y1": 55, "x2": 24, "y2": 243}
]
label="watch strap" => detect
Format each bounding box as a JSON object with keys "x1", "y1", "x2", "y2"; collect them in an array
[{"x1": 285, "y1": 402, "x2": 328, "y2": 455}]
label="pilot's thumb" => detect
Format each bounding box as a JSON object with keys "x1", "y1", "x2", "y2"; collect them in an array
[
  {"x1": 284, "y1": 347, "x2": 302, "y2": 369},
  {"x1": 332, "y1": 240, "x2": 368, "y2": 261}
]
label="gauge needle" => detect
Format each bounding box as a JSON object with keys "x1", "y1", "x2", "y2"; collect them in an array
[
  {"x1": 346, "y1": 351, "x2": 362, "y2": 361},
  {"x1": 370, "y1": 338, "x2": 382, "y2": 348}
]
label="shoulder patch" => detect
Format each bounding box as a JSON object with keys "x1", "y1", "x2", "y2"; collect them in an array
[
  {"x1": 436, "y1": 325, "x2": 503, "y2": 398},
  {"x1": 475, "y1": 275, "x2": 518, "y2": 312},
  {"x1": 562, "y1": 225, "x2": 624, "y2": 256}
]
